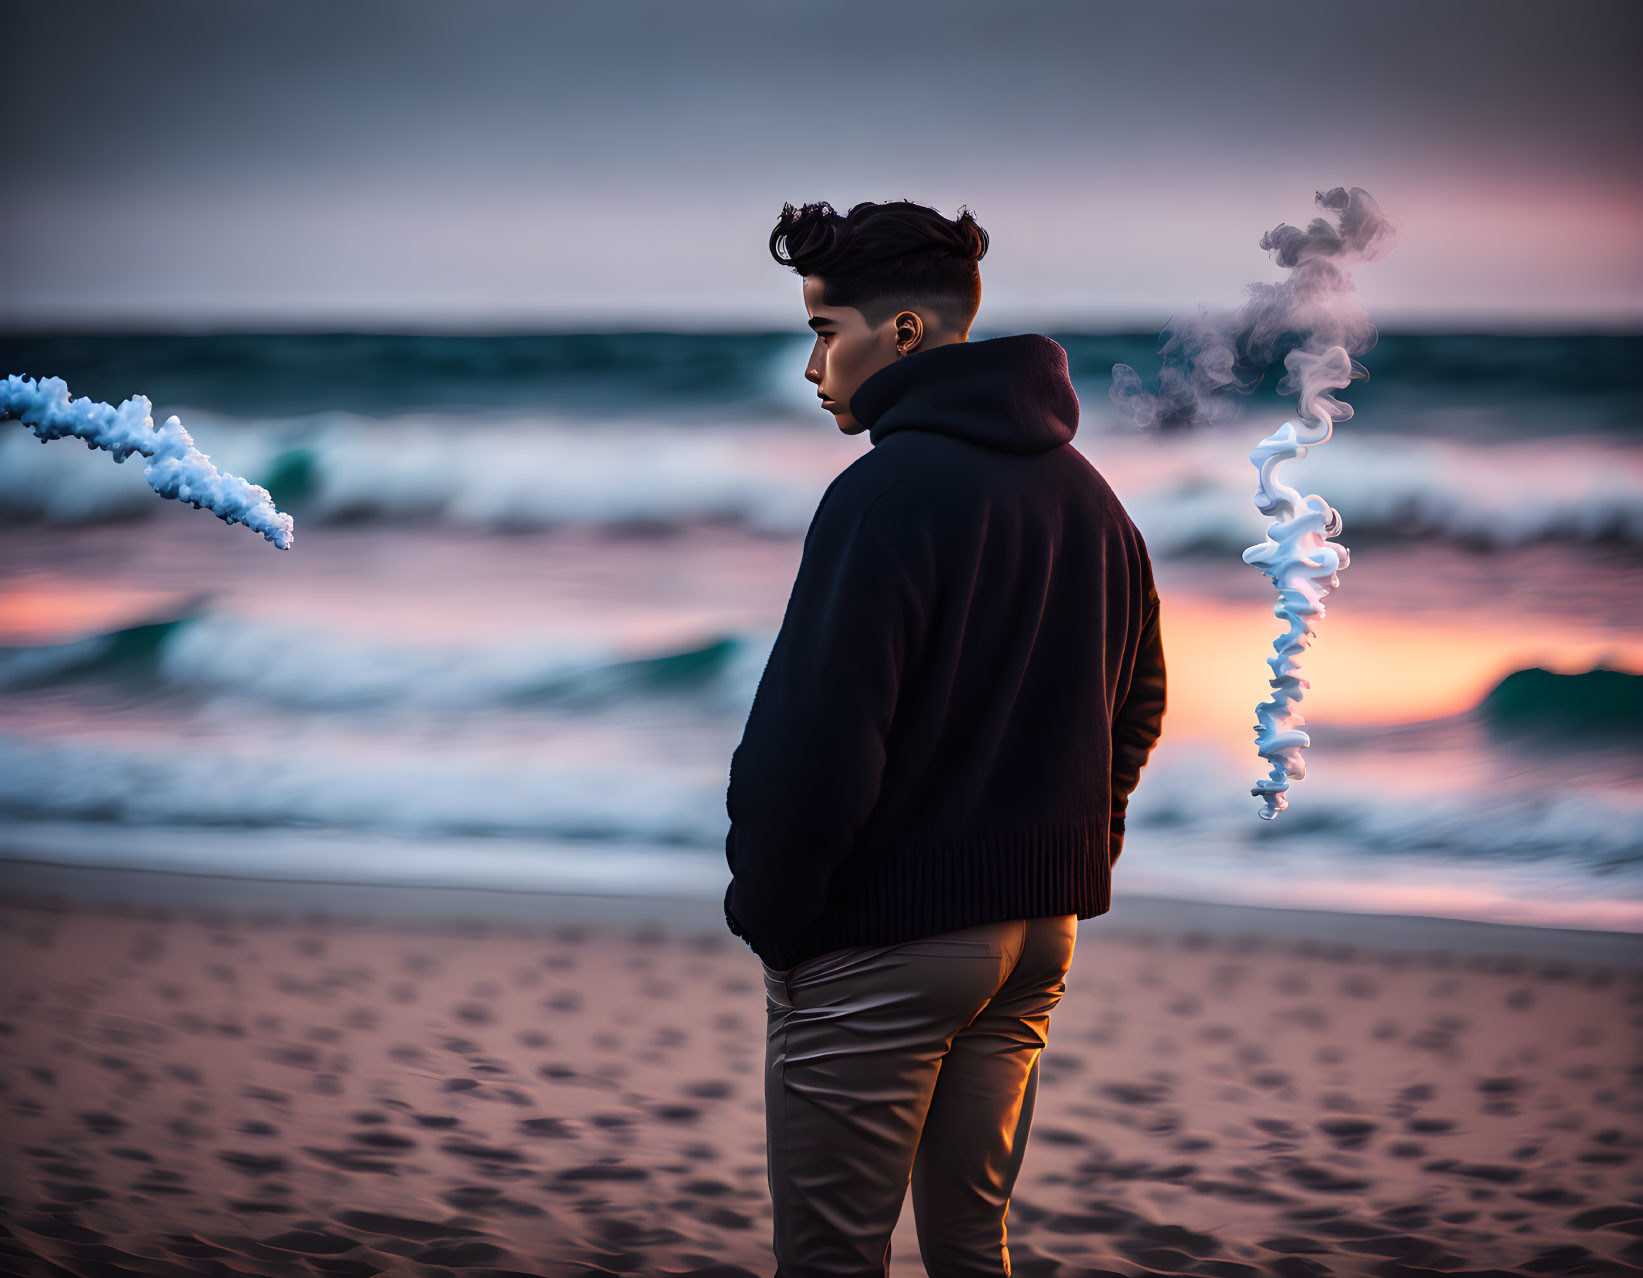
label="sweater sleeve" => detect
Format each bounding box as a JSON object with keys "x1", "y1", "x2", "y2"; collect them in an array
[
  {"x1": 1110, "y1": 577, "x2": 1166, "y2": 851},
  {"x1": 723, "y1": 481, "x2": 915, "y2": 969}
]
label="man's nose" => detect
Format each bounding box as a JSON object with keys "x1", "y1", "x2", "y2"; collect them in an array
[{"x1": 805, "y1": 366, "x2": 821, "y2": 385}]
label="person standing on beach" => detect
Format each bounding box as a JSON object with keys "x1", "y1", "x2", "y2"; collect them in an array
[{"x1": 723, "y1": 198, "x2": 1167, "y2": 1277}]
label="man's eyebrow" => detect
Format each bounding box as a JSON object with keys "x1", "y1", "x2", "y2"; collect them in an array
[{"x1": 807, "y1": 316, "x2": 838, "y2": 331}]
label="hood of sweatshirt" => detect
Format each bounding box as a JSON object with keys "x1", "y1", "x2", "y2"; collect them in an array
[{"x1": 848, "y1": 333, "x2": 1080, "y2": 455}]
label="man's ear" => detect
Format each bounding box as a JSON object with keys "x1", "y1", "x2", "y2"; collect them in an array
[{"x1": 893, "y1": 310, "x2": 924, "y2": 356}]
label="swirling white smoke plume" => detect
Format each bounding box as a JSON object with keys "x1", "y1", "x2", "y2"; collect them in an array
[
  {"x1": 1110, "y1": 186, "x2": 1399, "y2": 818},
  {"x1": 1, "y1": 374, "x2": 295, "y2": 549}
]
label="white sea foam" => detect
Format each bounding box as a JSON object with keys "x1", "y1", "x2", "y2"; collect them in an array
[
  {"x1": 6, "y1": 407, "x2": 1637, "y2": 553},
  {"x1": 2, "y1": 729, "x2": 1636, "y2": 872},
  {"x1": 0, "y1": 730, "x2": 731, "y2": 845}
]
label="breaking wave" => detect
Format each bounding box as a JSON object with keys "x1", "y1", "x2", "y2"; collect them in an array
[
  {"x1": 0, "y1": 603, "x2": 768, "y2": 714},
  {"x1": 5, "y1": 407, "x2": 1640, "y2": 556}
]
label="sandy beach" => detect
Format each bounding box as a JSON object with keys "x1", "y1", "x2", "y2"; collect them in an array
[{"x1": 0, "y1": 865, "x2": 1639, "y2": 1278}]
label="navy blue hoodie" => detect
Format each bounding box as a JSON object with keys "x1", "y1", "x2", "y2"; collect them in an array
[{"x1": 723, "y1": 333, "x2": 1166, "y2": 971}]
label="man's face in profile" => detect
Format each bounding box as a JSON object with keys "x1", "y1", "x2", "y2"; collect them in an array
[{"x1": 802, "y1": 274, "x2": 902, "y2": 436}]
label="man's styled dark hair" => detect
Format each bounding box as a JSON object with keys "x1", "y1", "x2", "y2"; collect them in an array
[{"x1": 769, "y1": 199, "x2": 989, "y2": 335}]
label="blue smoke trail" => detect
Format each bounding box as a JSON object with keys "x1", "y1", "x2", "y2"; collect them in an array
[
  {"x1": 1, "y1": 374, "x2": 294, "y2": 549},
  {"x1": 1109, "y1": 186, "x2": 1398, "y2": 817},
  {"x1": 1242, "y1": 346, "x2": 1363, "y2": 818}
]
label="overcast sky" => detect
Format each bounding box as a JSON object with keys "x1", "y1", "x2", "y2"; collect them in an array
[{"x1": 3, "y1": 0, "x2": 1639, "y2": 331}]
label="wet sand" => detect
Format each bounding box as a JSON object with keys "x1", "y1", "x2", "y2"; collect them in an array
[{"x1": 0, "y1": 865, "x2": 1639, "y2": 1277}]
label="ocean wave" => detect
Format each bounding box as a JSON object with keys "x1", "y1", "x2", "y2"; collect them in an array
[
  {"x1": 0, "y1": 731, "x2": 730, "y2": 845},
  {"x1": 0, "y1": 605, "x2": 770, "y2": 714},
  {"x1": 6, "y1": 401, "x2": 1640, "y2": 554},
  {"x1": 9, "y1": 331, "x2": 1639, "y2": 422},
  {"x1": 1127, "y1": 742, "x2": 1643, "y2": 870},
  {"x1": 0, "y1": 408, "x2": 837, "y2": 538},
  {"x1": 1120, "y1": 430, "x2": 1643, "y2": 556},
  {"x1": 1, "y1": 728, "x2": 1637, "y2": 872},
  {"x1": 0, "y1": 330, "x2": 817, "y2": 420},
  {"x1": 1477, "y1": 665, "x2": 1643, "y2": 740}
]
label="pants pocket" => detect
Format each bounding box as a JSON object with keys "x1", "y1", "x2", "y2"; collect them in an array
[
  {"x1": 895, "y1": 921, "x2": 1011, "y2": 959},
  {"x1": 893, "y1": 937, "x2": 1004, "y2": 958}
]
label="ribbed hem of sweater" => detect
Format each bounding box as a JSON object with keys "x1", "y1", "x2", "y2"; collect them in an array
[{"x1": 788, "y1": 815, "x2": 1112, "y2": 967}]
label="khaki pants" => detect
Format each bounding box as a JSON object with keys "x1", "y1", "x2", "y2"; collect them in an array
[{"x1": 761, "y1": 913, "x2": 1078, "y2": 1277}]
